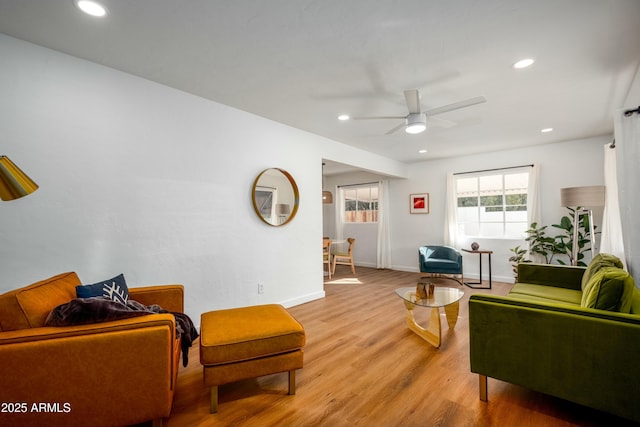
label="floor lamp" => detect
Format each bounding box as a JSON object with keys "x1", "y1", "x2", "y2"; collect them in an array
[
  {"x1": 0, "y1": 156, "x2": 39, "y2": 201},
  {"x1": 276, "y1": 203, "x2": 291, "y2": 225},
  {"x1": 560, "y1": 185, "x2": 605, "y2": 266}
]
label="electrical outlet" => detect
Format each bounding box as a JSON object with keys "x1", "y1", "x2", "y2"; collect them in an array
[{"x1": 258, "y1": 283, "x2": 264, "y2": 294}]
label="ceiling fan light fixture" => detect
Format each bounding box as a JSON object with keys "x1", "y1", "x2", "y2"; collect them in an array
[
  {"x1": 405, "y1": 113, "x2": 427, "y2": 134},
  {"x1": 405, "y1": 124, "x2": 426, "y2": 134}
]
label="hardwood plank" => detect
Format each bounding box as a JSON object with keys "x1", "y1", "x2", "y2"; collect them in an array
[{"x1": 158, "y1": 267, "x2": 639, "y2": 427}]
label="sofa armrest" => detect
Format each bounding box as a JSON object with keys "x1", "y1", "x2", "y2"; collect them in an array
[
  {"x1": 517, "y1": 263, "x2": 585, "y2": 290},
  {"x1": 0, "y1": 314, "x2": 178, "y2": 427},
  {"x1": 469, "y1": 294, "x2": 640, "y2": 421},
  {"x1": 129, "y1": 284, "x2": 184, "y2": 313}
]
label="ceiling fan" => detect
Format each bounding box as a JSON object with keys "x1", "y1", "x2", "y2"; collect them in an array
[{"x1": 351, "y1": 89, "x2": 486, "y2": 135}]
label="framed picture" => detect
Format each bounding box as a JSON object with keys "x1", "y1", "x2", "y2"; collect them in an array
[{"x1": 410, "y1": 193, "x2": 430, "y2": 214}]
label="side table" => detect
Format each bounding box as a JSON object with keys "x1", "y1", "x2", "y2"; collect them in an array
[{"x1": 461, "y1": 248, "x2": 493, "y2": 289}]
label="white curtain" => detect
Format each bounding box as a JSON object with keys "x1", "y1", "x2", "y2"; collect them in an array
[
  {"x1": 614, "y1": 109, "x2": 640, "y2": 281},
  {"x1": 527, "y1": 164, "x2": 541, "y2": 227},
  {"x1": 600, "y1": 143, "x2": 626, "y2": 267},
  {"x1": 376, "y1": 180, "x2": 392, "y2": 269},
  {"x1": 526, "y1": 164, "x2": 544, "y2": 263},
  {"x1": 334, "y1": 185, "x2": 345, "y2": 242},
  {"x1": 443, "y1": 172, "x2": 458, "y2": 247}
]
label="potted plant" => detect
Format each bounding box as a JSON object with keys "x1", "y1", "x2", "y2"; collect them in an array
[{"x1": 510, "y1": 207, "x2": 599, "y2": 277}]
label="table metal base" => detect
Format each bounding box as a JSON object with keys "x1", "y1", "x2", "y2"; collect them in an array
[{"x1": 462, "y1": 249, "x2": 492, "y2": 289}]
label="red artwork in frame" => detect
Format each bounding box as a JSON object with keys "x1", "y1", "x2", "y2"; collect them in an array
[{"x1": 410, "y1": 193, "x2": 430, "y2": 214}]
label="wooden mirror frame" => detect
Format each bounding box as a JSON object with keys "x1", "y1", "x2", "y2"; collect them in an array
[{"x1": 251, "y1": 168, "x2": 299, "y2": 226}]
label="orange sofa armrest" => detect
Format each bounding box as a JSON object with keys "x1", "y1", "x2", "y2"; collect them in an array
[
  {"x1": 0, "y1": 313, "x2": 177, "y2": 345},
  {"x1": 0, "y1": 314, "x2": 178, "y2": 427},
  {"x1": 129, "y1": 284, "x2": 184, "y2": 313}
]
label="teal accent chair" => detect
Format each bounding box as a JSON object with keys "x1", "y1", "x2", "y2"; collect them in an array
[{"x1": 418, "y1": 245, "x2": 463, "y2": 284}]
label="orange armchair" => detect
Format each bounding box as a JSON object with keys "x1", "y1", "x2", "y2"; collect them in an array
[{"x1": 0, "y1": 272, "x2": 184, "y2": 427}]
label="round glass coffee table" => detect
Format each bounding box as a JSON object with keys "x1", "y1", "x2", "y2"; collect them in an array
[{"x1": 395, "y1": 284, "x2": 464, "y2": 348}]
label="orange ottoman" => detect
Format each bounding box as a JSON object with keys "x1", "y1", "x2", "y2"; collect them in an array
[{"x1": 199, "y1": 304, "x2": 305, "y2": 413}]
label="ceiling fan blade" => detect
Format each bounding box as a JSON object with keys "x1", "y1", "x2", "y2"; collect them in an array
[
  {"x1": 425, "y1": 96, "x2": 487, "y2": 116},
  {"x1": 404, "y1": 89, "x2": 421, "y2": 114},
  {"x1": 426, "y1": 116, "x2": 457, "y2": 128},
  {"x1": 385, "y1": 123, "x2": 406, "y2": 135},
  {"x1": 351, "y1": 116, "x2": 405, "y2": 120}
]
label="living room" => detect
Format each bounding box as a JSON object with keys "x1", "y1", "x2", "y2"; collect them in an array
[{"x1": 1, "y1": 1, "x2": 640, "y2": 426}]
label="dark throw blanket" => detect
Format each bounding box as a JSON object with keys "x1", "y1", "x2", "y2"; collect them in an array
[{"x1": 45, "y1": 297, "x2": 199, "y2": 367}]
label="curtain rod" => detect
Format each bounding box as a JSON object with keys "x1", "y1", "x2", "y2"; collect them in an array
[
  {"x1": 337, "y1": 181, "x2": 379, "y2": 188},
  {"x1": 624, "y1": 105, "x2": 640, "y2": 116},
  {"x1": 609, "y1": 105, "x2": 638, "y2": 148},
  {"x1": 453, "y1": 164, "x2": 533, "y2": 176}
]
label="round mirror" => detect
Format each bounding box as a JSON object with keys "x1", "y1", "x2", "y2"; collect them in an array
[{"x1": 252, "y1": 168, "x2": 299, "y2": 226}]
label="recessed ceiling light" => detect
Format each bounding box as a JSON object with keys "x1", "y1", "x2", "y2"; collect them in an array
[
  {"x1": 337, "y1": 114, "x2": 350, "y2": 121},
  {"x1": 75, "y1": 0, "x2": 108, "y2": 17},
  {"x1": 541, "y1": 128, "x2": 553, "y2": 133},
  {"x1": 418, "y1": 149, "x2": 428, "y2": 154},
  {"x1": 513, "y1": 58, "x2": 534, "y2": 69}
]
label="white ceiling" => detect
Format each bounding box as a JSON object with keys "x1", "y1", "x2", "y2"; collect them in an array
[{"x1": 1, "y1": 0, "x2": 639, "y2": 166}]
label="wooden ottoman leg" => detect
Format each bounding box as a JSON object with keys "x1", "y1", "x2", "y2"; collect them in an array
[
  {"x1": 288, "y1": 370, "x2": 296, "y2": 395},
  {"x1": 210, "y1": 385, "x2": 219, "y2": 413}
]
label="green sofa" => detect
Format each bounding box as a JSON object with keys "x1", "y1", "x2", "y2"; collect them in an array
[{"x1": 469, "y1": 254, "x2": 640, "y2": 422}]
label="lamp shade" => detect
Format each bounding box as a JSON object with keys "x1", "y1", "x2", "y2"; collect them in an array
[
  {"x1": 276, "y1": 203, "x2": 291, "y2": 215},
  {"x1": 560, "y1": 185, "x2": 605, "y2": 207},
  {"x1": 0, "y1": 156, "x2": 39, "y2": 201},
  {"x1": 322, "y1": 190, "x2": 333, "y2": 204}
]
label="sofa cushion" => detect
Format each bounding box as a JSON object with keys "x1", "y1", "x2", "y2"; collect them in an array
[
  {"x1": 581, "y1": 253, "x2": 624, "y2": 291},
  {"x1": 509, "y1": 282, "x2": 582, "y2": 305},
  {"x1": 0, "y1": 272, "x2": 81, "y2": 331},
  {"x1": 630, "y1": 289, "x2": 640, "y2": 315},
  {"x1": 421, "y1": 258, "x2": 461, "y2": 273},
  {"x1": 581, "y1": 267, "x2": 635, "y2": 312},
  {"x1": 76, "y1": 274, "x2": 129, "y2": 304}
]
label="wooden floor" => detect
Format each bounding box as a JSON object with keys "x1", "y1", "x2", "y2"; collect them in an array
[{"x1": 160, "y1": 267, "x2": 639, "y2": 427}]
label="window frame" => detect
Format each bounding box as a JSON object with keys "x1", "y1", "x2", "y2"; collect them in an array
[
  {"x1": 454, "y1": 167, "x2": 530, "y2": 239},
  {"x1": 342, "y1": 183, "x2": 379, "y2": 224}
]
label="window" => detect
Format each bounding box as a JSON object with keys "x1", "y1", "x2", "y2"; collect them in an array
[
  {"x1": 255, "y1": 186, "x2": 276, "y2": 222},
  {"x1": 343, "y1": 184, "x2": 378, "y2": 223},
  {"x1": 455, "y1": 168, "x2": 529, "y2": 238}
]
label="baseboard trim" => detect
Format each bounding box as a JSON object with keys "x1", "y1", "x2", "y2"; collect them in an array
[{"x1": 281, "y1": 291, "x2": 326, "y2": 308}]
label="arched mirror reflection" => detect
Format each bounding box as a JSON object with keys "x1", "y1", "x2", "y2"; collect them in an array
[{"x1": 252, "y1": 168, "x2": 299, "y2": 226}]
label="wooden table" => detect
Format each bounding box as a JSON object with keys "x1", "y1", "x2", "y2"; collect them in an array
[
  {"x1": 395, "y1": 286, "x2": 464, "y2": 348},
  {"x1": 461, "y1": 248, "x2": 493, "y2": 289}
]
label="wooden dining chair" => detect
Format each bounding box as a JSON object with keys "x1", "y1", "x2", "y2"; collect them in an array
[
  {"x1": 332, "y1": 237, "x2": 356, "y2": 275},
  {"x1": 322, "y1": 238, "x2": 332, "y2": 279}
]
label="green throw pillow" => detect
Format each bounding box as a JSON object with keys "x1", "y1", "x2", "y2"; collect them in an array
[
  {"x1": 581, "y1": 266, "x2": 634, "y2": 312},
  {"x1": 581, "y1": 253, "x2": 624, "y2": 291}
]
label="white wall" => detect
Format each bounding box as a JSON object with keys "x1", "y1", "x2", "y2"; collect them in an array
[
  {"x1": 390, "y1": 137, "x2": 608, "y2": 282},
  {"x1": 323, "y1": 136, "x2": 608, "y2": 283},
  {"x1": 0, "y1": 35, "x2": 407, "y2": 326}
]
